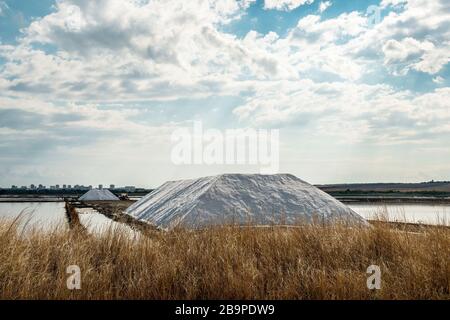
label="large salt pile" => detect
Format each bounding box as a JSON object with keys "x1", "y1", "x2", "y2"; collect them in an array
[
  {"x1": 79, "y1": 189, "x2": 119, "y2": 201},
  {"x1": 125, "y1": 174, "x2": 367, "y2": 230}
]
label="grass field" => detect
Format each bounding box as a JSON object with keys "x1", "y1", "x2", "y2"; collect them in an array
[{"x1": 0, "y1": 216, "x2": 448, "y2": 299}]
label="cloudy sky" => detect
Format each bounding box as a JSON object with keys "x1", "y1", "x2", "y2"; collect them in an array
[{"x1": 0, "y1": 0, "x2": 449, "y2": 188}]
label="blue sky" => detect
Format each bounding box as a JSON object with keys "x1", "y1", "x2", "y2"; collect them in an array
[
  {"x1": 0, "y1": 0, "x2": 55, "y2": 43},
  {"x1": 0, "y1": 0, "x2": 449, "y2": 187},
  {"x1": 225, "y1": 0, "x2": 384, "y2": 37}
]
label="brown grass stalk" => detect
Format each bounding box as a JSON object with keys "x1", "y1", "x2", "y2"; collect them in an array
[{"x1": 0, "y1": 218, "x2": 448, "y2": 300}]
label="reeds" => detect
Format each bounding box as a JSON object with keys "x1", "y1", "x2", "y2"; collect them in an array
[{"x1": 0, "y1": 217, "x2": 448, "y2": 299}]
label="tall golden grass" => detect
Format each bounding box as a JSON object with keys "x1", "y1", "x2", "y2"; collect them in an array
[{"x1": 0, "y1": 217, "x2": 448, "y2": 300}]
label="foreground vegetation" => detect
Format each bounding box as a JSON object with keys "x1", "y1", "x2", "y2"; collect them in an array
[{"x1": 0, "y1": 217, "x2": 448, "y2": 299}]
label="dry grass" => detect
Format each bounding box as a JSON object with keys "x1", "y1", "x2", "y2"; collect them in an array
[{"x1": 0, "y1": 217, "x2": 448, "y2": 300}]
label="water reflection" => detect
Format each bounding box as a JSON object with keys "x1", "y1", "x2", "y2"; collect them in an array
[
  {"x1": 77, "y1": 208, "x2": 139, "y2": 238},
  {"x1": 348, "y1": 203, "x2": 449, "y2": 226},
  {"x1": 0, "y1": 202, "x2": 67, "y2": 232}
]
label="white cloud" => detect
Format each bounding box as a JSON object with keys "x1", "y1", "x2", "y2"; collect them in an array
[
  {"x1": 318, "y1": 1, "x2": 331, "y2": 13},
  {"x1": 350, "y1": 0, "x2": 450, "y2": 75},
  {"x1": 382, "y1": 38, "x2": 434, "y2": 65},
  {"x1": 291, "y1": 12, "x2": 368, "y2": 46},
  {"x1": 264, "y1": 0, "x2": 314, "y2": 11},
  {"x1": 380, "y1": 0, "x2": 407, "y2": 9},
  {"x1": 233, "y1": 81, "x2": 450, "y2": 145},
  {"x1": 381, "y1": 36, "x2": 450, "y2": 75},
  {"x1": 0, "y1": 0, "x2": 448, "y2": 147},
  {"x1": 0, "y1": 0, "x2": 449, "y2": 184},
  {"x1": 381, "y1": 37, "x2": 440, "y2": 75},
  {"x1": 2, "y1": 0, "x2": 447, "y2": 101},
  {"x1": 432, "y1": 76, "x2": 445, "y2": 84},
  {"x1": 1, "y1": 0, "x2": 280, "y2": 101},
  {"x1": 412, "y1": 45, "x2": 450, "y2": 74}
]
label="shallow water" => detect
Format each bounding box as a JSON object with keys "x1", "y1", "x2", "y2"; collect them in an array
[
  {"x1": 77, "y1": 208, "x2": 139, "y2": 237},
  {"x1": 0, "y1": 202, "x2": 67, "y2": 231},
  {"x1": 348, "y1": 203, "x2": 449, "y2": 226},
  {"x1": 0, "y1": 202, "x2": 448, "y2": 231}
]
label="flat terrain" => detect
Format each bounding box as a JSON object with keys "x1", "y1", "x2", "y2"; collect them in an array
[
  {"x1": 318, "y1": 181, "x2": 450, "y2": 193},
  {"x1": 317, "y1": 181, "x2": 450, "y2": 203}
]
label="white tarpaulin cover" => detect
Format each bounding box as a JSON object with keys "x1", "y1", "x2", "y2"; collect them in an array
[
  {"x1": 79, "y1": 189, "x2": 119, "y2": 201},
  {"x1": 125, "y1": 174, "x2": 367, "y2": 230}
]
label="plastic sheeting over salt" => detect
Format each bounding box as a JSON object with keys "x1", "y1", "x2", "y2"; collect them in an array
[
  {"x1": 126, "y1": 174, "x2": 367, "y2": 230},
  {"x1": 79, "y1": 189, "x2": 119, "y2": 201}
]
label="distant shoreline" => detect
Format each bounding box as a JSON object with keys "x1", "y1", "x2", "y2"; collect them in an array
[
  {"x1": 1, "y1": 194, "x2": 450, "y2": 205},
  {"x1": 2, "y1": 180, "x2": 450, "y2": 204}
]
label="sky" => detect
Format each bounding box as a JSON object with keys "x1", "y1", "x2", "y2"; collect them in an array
[{"x1": 0, "y1": 0, "x2": 449, "y2": 188}]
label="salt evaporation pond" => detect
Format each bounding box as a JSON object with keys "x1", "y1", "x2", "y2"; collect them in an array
[
  {"x1": 348, "y1": 203, "x2": 449, "y2": 226},
  {"x1": 0, "y1": 202, "x2": 138, "y2": 236},
  {"x1": 0, "y1": 202, "x2": 448, "y2": 231},
  {"x1": 77, "y1": 208, "x2": 139, "y2": 238},
  {"x1": 0, "y1": 202, "x2": 67, "y2": 231}
]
